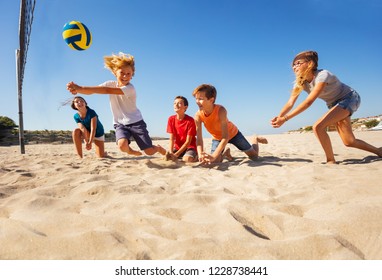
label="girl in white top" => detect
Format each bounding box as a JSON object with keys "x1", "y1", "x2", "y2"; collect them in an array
[
  {"x1": 271, "y1": 50, "x2": 382, "y2": 163},
  {"x1": 67, "y1": 52, "x2": 166, "y2": 157}
]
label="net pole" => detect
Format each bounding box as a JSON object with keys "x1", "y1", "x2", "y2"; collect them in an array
[
  {"x1": 15, "y1": 49, "x2": 25, "y2": 154},
  {"x1": 16, "y1": 0, "x2": 36, "y2": 154},
  {"x1": 17, "y1": 0, "x2": 26, "y2": 154}
]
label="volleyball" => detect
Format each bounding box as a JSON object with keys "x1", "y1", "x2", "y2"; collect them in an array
[{"x1": 62, "y1": 21, "x2": 92, "y2": 51}]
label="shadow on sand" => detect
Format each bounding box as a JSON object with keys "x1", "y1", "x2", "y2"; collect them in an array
[{"x1": 339, "y1": 156, "x2": 382, "y2": 165}]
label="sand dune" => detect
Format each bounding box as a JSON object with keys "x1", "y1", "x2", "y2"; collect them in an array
[{"x1": 0, "y1": 131, "x2": 381, "y2": 260}]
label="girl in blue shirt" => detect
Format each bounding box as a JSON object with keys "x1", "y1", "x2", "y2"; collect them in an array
[{"x1": 71, "y1": 96, "x2": 105, "y2": 158}]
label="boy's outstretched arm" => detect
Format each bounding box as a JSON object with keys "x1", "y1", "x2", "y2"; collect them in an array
[{"x1": 66, "y1": 81, "x2": 123, "y2": 95}]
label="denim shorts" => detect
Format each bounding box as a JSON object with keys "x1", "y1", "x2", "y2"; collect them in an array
[
  {"x1": 114, "y1": 120, "x2": 153, "y2": 150},
  {"x1": 328, "y1": 90, "x2": 361, "y2": 116},
  {"x1": 173, "y1": 148, "x2": 198, "y2": 159},
  {"x1": 211, "y1": 131, "x2": 252, "y2": 153}
]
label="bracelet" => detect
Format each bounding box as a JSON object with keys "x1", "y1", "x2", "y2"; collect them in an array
[{"x1": 284, "y1": 115, "x2": 289, "y2": 122}]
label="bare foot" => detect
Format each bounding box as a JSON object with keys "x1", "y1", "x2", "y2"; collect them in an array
[
  {"x1": 377, "y1": 147, "x2": 382, "y2": 157},
  {"x1": 222, "y1": 147, "x2": 234, "y2": 161},
  {"x1": 98, "y1": 151, "x2": 107, "y2": 158},
  {"x1": 256, "y1": 136, "x2": 268, "y2": 144},
  {"x1": 157, "y1": 145, "x2": 167, "y2": 155},
  {"x1": 127, "y1": 148, "x2": 142, "y2": 156},
  {"x1": 324, "y1": 156, "x2": 337, "y2": 164}
]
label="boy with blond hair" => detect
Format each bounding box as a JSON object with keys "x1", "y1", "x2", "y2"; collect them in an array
[{"x1": 67, "y1": 52, "x2": 165, "y2": 157}]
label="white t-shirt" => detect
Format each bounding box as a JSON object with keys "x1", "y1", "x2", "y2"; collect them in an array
[
  {"x1": 303, "y1": 69, "x2": 353, "y2": 105},
  {"x1": 99, "y1": 81, "x2": 143, "y2": 125}
]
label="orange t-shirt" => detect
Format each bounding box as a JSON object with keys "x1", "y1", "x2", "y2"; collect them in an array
[{"x1": 197, "y1": 104, "x2": 238, "y2": 140}]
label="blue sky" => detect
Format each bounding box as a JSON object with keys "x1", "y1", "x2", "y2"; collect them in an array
[{"x1": 1, "y1": 0, "x2": 381, "y2": 137}]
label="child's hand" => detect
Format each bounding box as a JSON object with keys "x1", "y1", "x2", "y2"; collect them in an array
[
  {"x1": 85, "y1": 142, "x2": 92, "y2": 150},
  {"x1": 271, "y1": 116, "x2": 285, "y2": 128},
  {"x1": 66, "y1": 81, "x2": 78, "y2": 95},
  {"x1": 199, "y1": 152, "x2": 216, "y2": 164},
  {"x1": 165, "y1": 151, "x2": 178, "y2": 162}
]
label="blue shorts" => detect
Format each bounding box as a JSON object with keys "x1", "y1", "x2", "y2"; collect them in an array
[
  {"x1": 114, "y1": 120, "x2": 153, "y2": 150},
  {"x1": 328, "y1": 90, "x2": 361, "y2": 116},
  {"x1": 211, "y1": 131, "x2": 252, "y2": 154}
]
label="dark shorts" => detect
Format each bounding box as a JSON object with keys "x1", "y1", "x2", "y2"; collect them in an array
[
  {"x1": 328, "y1": 90, "x2": 361, "y2": 116},
  {"x1": 211, "y1": 131, "x2": 252, "y2": 154},
  {"x1": 114, "y1": 120, "x2": 153, "y2": 150}
]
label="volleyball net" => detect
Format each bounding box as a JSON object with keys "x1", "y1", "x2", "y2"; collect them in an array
[{"x1": 16, "y1": 0, "x2": 36, "y2": 154}]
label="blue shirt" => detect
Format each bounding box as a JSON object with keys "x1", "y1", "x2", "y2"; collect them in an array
[{"x1": 74, "y1": 108, "x2": 104, "y2": 137}]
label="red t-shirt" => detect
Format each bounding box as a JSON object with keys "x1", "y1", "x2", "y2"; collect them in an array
[{"x1": 166, "y1": 114, "x2": 197, "y2": 150}]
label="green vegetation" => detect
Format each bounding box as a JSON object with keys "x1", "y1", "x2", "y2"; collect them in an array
[
  {"x1": 1, "y1": 115, "x2": 168, "y2": 145},
  {"x1": 291, "y1": 116, "x2": 381, "y2": 133},
  {"x1": 0, "y1": 116, "x2": 17, "y2": 129},
  {"x1": 364, "y1": 119, "x2": 379, "y2": 129},
  {"x1": 304, "y1": 126, "x2": 313, "y2": 131}
]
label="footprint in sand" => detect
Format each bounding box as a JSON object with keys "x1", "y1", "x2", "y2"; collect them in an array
[
  {"x1": 229, "y1": 209, "x2": 284, "y2": 240},
  {"x1": 334, "y1": 235, "x2": 365, "y2": 260}
]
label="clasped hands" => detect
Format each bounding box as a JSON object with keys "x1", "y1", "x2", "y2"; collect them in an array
[{"x1": 270, "y1": 116, "x2": 287, "y2": 128}]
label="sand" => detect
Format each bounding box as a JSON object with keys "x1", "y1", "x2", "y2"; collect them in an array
[{"x1": 0, "y1": 131, "x2": 381, "y2": 260}]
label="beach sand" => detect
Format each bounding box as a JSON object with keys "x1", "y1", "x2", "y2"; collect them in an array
[{"x1": 0, "y1": 131, "x2": 381, "y2": 260}]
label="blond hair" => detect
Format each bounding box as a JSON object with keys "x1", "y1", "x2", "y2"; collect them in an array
[
  {"x1": 103, "y1": 52, "x2": 135, "y2": 75},
  {"x1": 292, "y1": 50, "x2": 318, "y2": 96}
]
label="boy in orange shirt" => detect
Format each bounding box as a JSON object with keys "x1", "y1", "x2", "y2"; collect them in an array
[{"x1": 193, "y1": 84, "x2": 267, "y2": 164}]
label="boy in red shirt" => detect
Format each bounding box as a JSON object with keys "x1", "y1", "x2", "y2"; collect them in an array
[{"x1": 166, "y1": 96, "x2": 198, "y2": 162}]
